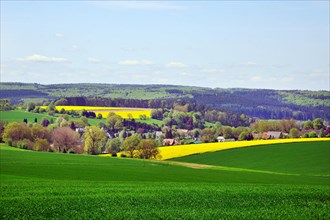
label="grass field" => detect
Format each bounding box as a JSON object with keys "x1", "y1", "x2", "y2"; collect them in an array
[
  {"x1": 1, "y1": 143, "x2": 329, "y2": 219},
  {"x1": 159, "y1": 138, "x2": 330, "y2": 160},
  {"x1": 170, "y1": 141, "x2": 330, "y2": 176},
  {"x1": 0, "y1": 110, "x2": 56, "y2": 123}
]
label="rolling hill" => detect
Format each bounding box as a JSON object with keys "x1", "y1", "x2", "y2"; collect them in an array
[{"x1": 1, "y1": 142, "x2": 329, "y2": 219}]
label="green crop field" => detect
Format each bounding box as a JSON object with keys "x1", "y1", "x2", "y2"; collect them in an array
[
  {"x1": 1, "y1": 143, "x2": 329, "y2": 219},
  {"x1": 0, "y1": 110, "x2": 103, "y2": 126},
  {"x1": 171, "y1": 142, "x2": 330, "y2": 176},
  {"x1": 0, "y1": 110, "x2": 56, "y2": 124}
]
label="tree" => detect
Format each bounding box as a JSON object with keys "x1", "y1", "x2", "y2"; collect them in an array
[
  {"x1": 52, "y1": 127, "x2": 80, "y2": 153},
  {"x1": 54, "y1": 98, "x2": 68, "y2": 106},
  {"x1": 97, "y1": 113, "x2": 103, "y2": 119},
  {"x1": 139, "y1": 114, "x2": 147, "y2": 120},
  {"x1": 313, "y1": 118, "x2": 324, "y2": 130},
  {"x1": 34, "y1": 118, "x2": 38, "y2": 123},
  {"x1": 238, "y1": 131, "x2": 253, "y2": 141},
  {"x1": 41, "y1": 118, "x2": 50, "y2": 127},
  {"x1": 83, "y1": 126, "x2": 106, "y2": 155},
  {"x1": 308, "y1": 131, "x2": 318, "y2": 138},
  {"x1": 106, "y1": 113, "x2": 123, "y2": 131},
  {"x1": 137, "y1": 139, "x2": 160, "y2": 159},
  {"x1": 33, "y1": 138, "x2": 49, "y2": 151},
  {"x1": 319, "y1": 128, "x2": 325, "y2": 138},
  {"x1": 200, "y1": 128, "x2": 216, "y2": 143},
  {"x1": 106, "y1": 138, "x2": 122, "y2": 154},
  {"x1": 31, "y1": 124, "x2": 50, "y2": 141},
  {"x1": 289, "y1": 128, "x2": 300, "y2": 138},
  {"x1": 122, "y1": 135, "x2": 142, "y2": 158},
  {"x1": 2, "y1": 122, "x2": 32, "y2": 146},
  {"x1": 26, "y1": 102, "x2": 36, "y2": 112}
]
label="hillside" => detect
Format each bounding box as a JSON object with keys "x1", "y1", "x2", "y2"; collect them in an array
[
  {"x1": 1, "y1": 143, "x2": 330, "y2": 219},
  {"x1": 1, "y1": 82, "x2": 329, "y2": 120},
  {"x1": 170, "y1": 141, "x2": 330, "y2": 176}
]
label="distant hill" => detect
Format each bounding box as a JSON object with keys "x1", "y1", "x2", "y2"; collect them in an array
[{"x1": 1, "y1": 82, "x2": 329, "y2": 120}]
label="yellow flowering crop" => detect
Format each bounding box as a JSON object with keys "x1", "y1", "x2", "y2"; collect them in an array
[
  {"x1": 40, "y1": 105, "x2": 152, "y2": 119},
  {"x1": 159, "y1": 138, "x2": 330, "y2": 160}
]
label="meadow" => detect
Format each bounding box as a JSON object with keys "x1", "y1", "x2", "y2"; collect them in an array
[{"x1": 1, "y1": 142, "x2": 329, "y2": 219}]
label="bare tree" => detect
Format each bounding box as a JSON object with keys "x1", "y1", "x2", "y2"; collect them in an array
[{"x1": 51, "y1": 127, "x2": 80, "y2": 153}]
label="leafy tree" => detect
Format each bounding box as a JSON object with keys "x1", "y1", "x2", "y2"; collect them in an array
[
  {"x1": 319, "y1": 128, "x2": 325, "y2": 138},
  {"x1": 97, "y1": 113, "x2": 103, "y2": 119},
  {"x1": 106, "y1": 138, "x2": 122, "y2": 154},
  {"x1": 52, "y1": 127, "x2": 80, "y2": 153},
  {"x1": 33, "y1": 138, "x2": 49, "y2": 151},
  {"x1": 308, "y1": 131, "x2": 318, "y2": 138},
  {"x1": 83, "y1": 126, "x2": 106, "y2": 155},
  {"x1": 200, "y1": 128, "x2": 216, "y2": 143},
  {"x1": 222, "y1": 126, "x2": 233, "y2": 139},
  {"x1": 59, "y1": 108, "x2": 66, "y2": 114},
  {"x1": 0, "y1": 121, "x2": 8, "y2": 142},
  {"x1": 31, "y1": 124, "x2": 51, "y2": 141},
  {"x1": 54, "y1": 98, "x2": 68, "y2": 106},
  {"x1": 2, "y1": 122, "x2": 32, "y2": 146},
  {"x1": 313, "y1": 118, "x2": 324, "y2": 130},
  {"x1": 302, "y1": 133, "x2": 309, "y2": 138},
  {"x1": 106, "y1": 113, "x2": 123, "y2": 131},
  {"x1": 238, "y1": 131, "x2": 253, "y2": 141},
  {"x1": 26, "y1": 102, "x2": 36, "y2": 112},
  {"x1": 289, "y1": 128, "x2": 300, "y2": 138},
  {"x1": 137, "y1": 139, "x2": 160, "y2": 159},
  {"x1": 122, "y1": 135, "x2": 142, "y2": 158},
  {"x1": 139, "y1": 114, "x2": 147, "y2": 120}
]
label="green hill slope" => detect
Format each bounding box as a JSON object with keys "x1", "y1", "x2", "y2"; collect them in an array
[
  {"x1": 171, "y1": 142, "x2": 330, "y2": 176},
  {"x1": 1, "y1": 144, "x2": 329, "y2": 219}
]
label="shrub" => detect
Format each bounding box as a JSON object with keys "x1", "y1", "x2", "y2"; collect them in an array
[
  {"x1": 111, "y1": 152, "x2": 117, "y2": 157},
  {"x1": 16, "y1": 139, "x2": 33, "y2": 150},
  {"x1": 33, "y1": 138, "x2": 49, "y2": 151}
]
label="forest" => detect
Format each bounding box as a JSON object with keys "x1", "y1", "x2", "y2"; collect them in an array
[{"x1": 1, "y1": 82, "x2": 329, "y2": 120}]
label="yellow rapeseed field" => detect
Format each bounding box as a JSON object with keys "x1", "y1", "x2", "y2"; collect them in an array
[
  {"x1": 40, "y1": 105, "x2": 152, "y2": 119},
  {"x1": 159, "y1": 138, "x2": 330, "y2": 160}
]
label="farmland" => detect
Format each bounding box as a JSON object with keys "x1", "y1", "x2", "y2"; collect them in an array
[
  {"x1": 170, "y1": 141, "x2": 330, "y2": 176},
  {"x1": 41, "y1": 105, "x2": 152, "y2": 119},
  {"x1": 159, "y1": 138, "x2": 330, "y2": 160},
  {"x1": 1, "y1": 143, "x2": 330, "y2": 219}
]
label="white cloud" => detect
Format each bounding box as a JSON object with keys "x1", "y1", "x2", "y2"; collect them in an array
[
  {"x1": 281, "y1": 77, "x2": 295, "y2": 83},
  {"x1": 166, "y1": 62, "x2": 188, "y2": 68},
  {"x1": 66, "y1": 45, "x2": 81, "y2": 51},
  {"x1": 55, "y1": 33, "x2": 64, "y2": 38},
  {"x1": 200, "y1": 68, "x2": 224, "y2": 73},
  {"x1": 118, "y1": 60, "x2": 153, "y2": 65},
  {"x1": 16, "y1": 54, "x2": 68, "y2": 62},
  {"x1": 87, "y1": 57, "x2": 101, "y2": 63},
  {"x1": 251, "y1": 76, "x2": 262, "y2": 82},
  {"x1": 240, "y1": 61, "x2": 258, "y2": 66},
  {"x1": 179, "y1": 72, "x2": 189, "y2": 76},
  {"x1": 93, "y1": 1, "x2": 182, "y2": 10}
]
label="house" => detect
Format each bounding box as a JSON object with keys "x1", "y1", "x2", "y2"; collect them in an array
[
  {"x1": 155, "y1": 131, "x2": 163, "y2": 139},
  {"x1": 176, "y1": 129, "x2": 192, "y2": 138},
  {"x1": 267, "y1": 131, "x2": 282, "y2": 139},
  {"x1": 217, "y1": 136, "x2": 225, "y2": 142},
  {"x1": 162, "y1": 139, "x2": 179, "y2": 146},
  {"x1": 75, "y1": 128, "x2": 85, "y2": 134},
  {"x1": 252, "y1": 133, "x2": 271, "y2": 140}
]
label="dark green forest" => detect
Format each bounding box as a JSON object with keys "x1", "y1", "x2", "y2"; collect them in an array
[{"x1": 1, "y1": 82, "x2": 329, "y2": 120}]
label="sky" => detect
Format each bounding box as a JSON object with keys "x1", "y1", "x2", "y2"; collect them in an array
[{"x1": 1, "y1": 1, "x2": 329, "y2": 90}]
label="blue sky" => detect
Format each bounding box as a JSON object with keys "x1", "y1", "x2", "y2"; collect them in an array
[{"x1": 1, "y1": 1, "x2": 329, "y2": 90}]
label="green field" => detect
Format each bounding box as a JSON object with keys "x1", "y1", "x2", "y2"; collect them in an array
[
  {"x1": 171, "y1": 142, "x2": 330, "y2": 176},
  {"x1": 0, "y1": 110, "x2": 56, "y2": 124},
  {"x1": 0, "y1": 110, "x2": 104, "y2": 126},
  {"x1": 1, "y1": 143, "x2": 329, "y2": 219}
]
